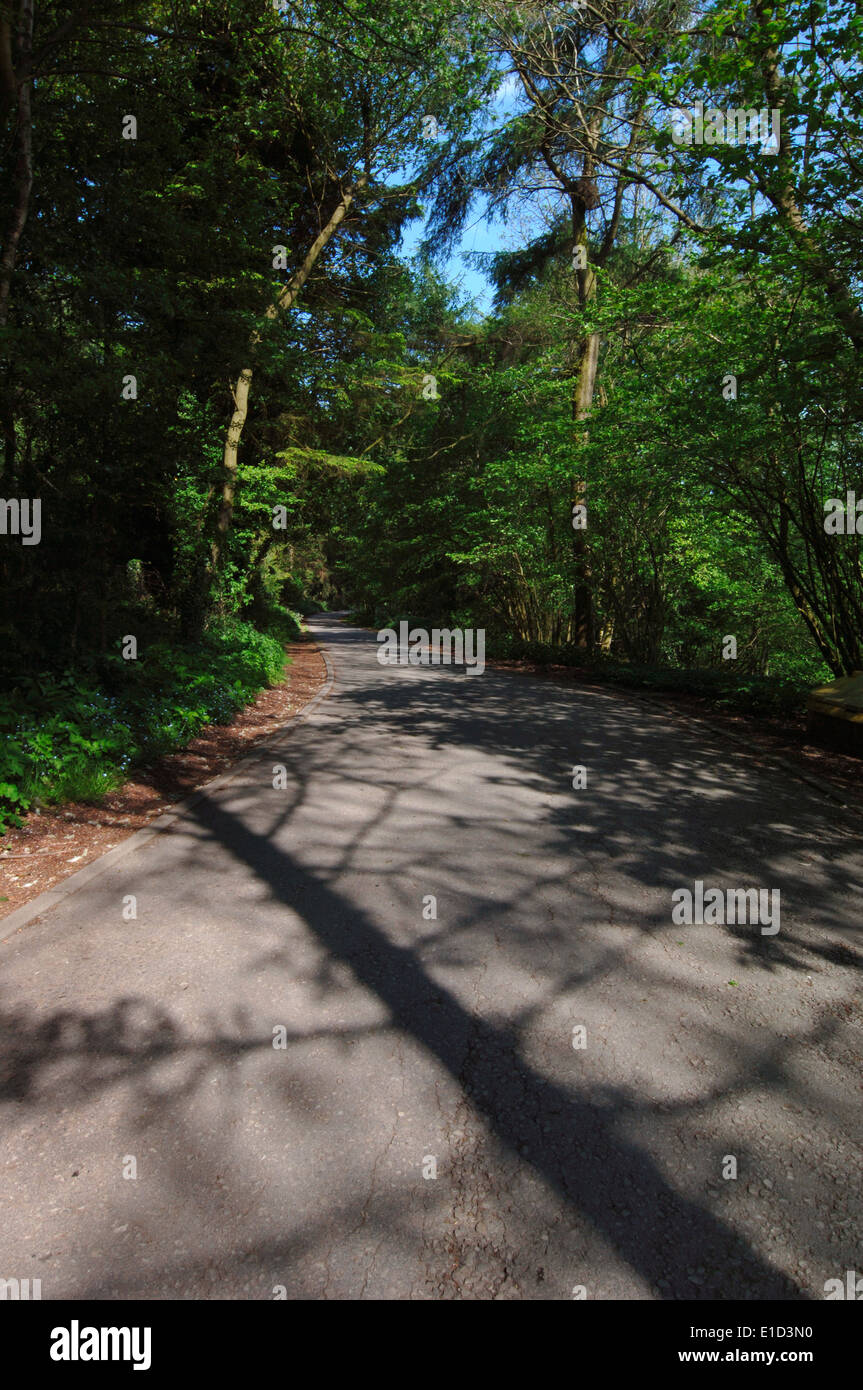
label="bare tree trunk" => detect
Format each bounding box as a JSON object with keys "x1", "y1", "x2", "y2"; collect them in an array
[
  {"x1": 211, "y1": 179, "x2": 364, "y2": 574},
  {"x1": 0, "y1": 0, "x2": 33, "y2": 491},
  {"x1": 0, "y1": 6, "x2": 17, "y2": 117},
  {"x1": 0, "y1": 0, "x2": 33, "y2": 329},
  {"x1": 753, "y1": 0, "x2": 863, "y2": 354},
  {"x1": 212, "y1": 366, "x2": 253, "y2": 574},
  {"x1": 570, "y1": 196, "x2": 600, "y2": 649}
]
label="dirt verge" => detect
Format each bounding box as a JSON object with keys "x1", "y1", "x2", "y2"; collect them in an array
[{"x1": 0, "y1": 636, "x2": 327, "y2": 921}]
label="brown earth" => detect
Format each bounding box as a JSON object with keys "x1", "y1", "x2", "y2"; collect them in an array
[{"x1": 0, "y1": 636, "x2": 326, "y2": 922}]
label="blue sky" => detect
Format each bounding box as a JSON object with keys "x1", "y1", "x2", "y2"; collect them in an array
[
  {"x1": 395, "y1": 72, "x2": 524, "y2": 319},
  {"x1": 398, "y1": 209, "x2": 503, "y2": 318}
]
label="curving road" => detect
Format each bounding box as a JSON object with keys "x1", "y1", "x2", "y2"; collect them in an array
[{"x1": 1, "y1": 615, "x2": 861, "y2": 1300}]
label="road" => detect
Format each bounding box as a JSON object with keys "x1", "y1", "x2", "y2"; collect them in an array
[{"x1": 1, "y1": 615, "x2": 860, "y2": 1300}]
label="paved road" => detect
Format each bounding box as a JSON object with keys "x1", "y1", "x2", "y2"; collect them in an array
[{"x1": 1, "y1": 616, "x2": 860, "y2": 1300}]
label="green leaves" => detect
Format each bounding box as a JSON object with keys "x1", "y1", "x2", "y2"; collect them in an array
[
  {"x1": 274, "y1": 448, "x2": 386, "y2": 476},
  {"x1": 0, "y1": 620, "x2": 288, "y2": 832}
]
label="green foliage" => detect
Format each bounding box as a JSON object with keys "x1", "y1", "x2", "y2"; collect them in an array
[
  {"x1": 0, "y1": 620, "x2": 286, "y2": 832},
  {"x1": 2, "y1": 0, "x2": 860, "y2": 822},
  {"x1": 487, "y1": 635, "x2": 813, "y2": 718}
]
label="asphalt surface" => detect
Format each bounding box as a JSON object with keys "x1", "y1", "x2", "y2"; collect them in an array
[{"x1": 1, "y1": 614, "x2": 861, "y2": 1300}]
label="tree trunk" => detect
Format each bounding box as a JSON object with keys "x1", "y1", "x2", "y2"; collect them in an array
[
  {"x1": 570, "y1": 197, "x2": 599, "y2": 649},
  {"x1": 753, "y1": 0, "x2": 863, "y2": 354},
  {"x1": 0, "y1": 0, "x2": 33, "y2": 329},
  {"x1": 211, "y1": 179, "x2": 364, "y2": 575}
]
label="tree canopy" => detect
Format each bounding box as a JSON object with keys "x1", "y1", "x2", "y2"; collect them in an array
[{"x1": 1, "y1": 0, "x2": 861, "y2": 824}]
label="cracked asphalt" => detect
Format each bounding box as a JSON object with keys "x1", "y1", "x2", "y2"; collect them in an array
[{"x1": 1, "y1": 614, "x2": 861, "y2": 1300}]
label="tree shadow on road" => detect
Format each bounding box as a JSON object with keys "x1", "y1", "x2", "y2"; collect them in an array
[
  {"x1": 2, "y1": 621, "x2": 860, "y2": 1299},
  {"x1": 173, "y1": 787, "x2": 806, "y2": 1300}
]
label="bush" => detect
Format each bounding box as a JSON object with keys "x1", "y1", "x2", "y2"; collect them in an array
[
  {"x1": 0, "y1": 619, "x2": 288, "y2": 832},
  {"x1": 486, "y1": 637, "x2": 808, "y2": 718}
]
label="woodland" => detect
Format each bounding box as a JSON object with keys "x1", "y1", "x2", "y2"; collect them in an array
[{"x1": 1, "y1": 0, "x2": 861, "y2": 823}]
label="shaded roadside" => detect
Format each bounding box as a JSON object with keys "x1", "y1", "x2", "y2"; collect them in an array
[{"x1": 0, "y1": 637, "x2": 326, "y2": 922}]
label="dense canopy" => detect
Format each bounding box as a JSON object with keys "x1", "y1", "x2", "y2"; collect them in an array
[{"x1": 1, "y1": 0, "x2": 861, "y2": 819}]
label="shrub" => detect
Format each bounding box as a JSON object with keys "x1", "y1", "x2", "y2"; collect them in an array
[{"x1": 0, "y1": 619, "x2": 289, "y2": 832}]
